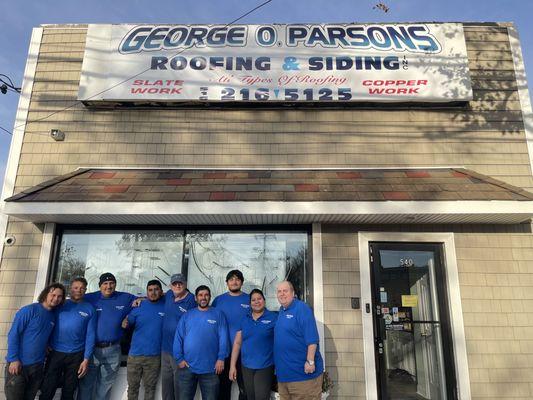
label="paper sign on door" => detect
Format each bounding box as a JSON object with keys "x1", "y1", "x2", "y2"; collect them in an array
[{"x1": 401, "y1": 295, "x2": 418, "y2": 307}]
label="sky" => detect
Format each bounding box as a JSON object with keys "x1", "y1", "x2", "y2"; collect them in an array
[{"x1": 0, "y1": 0, "x2": 532, "y2": 186}]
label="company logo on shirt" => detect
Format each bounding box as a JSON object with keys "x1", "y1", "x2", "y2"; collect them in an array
[
  {"x1": 78, "y1": 311, "x2": 89, "y2": 317},
  {"x1": 261, "y1": 320, "x2": 272, "y2": 324},
  {"x1": 158, "y1": 312, "x2": 165, "y2": 317},
  {"x1": 178, "y1": 306, "x2": 188, "y2": 313},
  {"x1": 96, "y1": 308, "x2": 103, "y2": 312},
  {"x1": 207, "y1": 319, "x2": 217, "y2": 324},
  {"x1": 285, "y1": 314, "x2": 294, "y2": 319},
  {"x1": 50, "y1": 321, "x2": 55, "y2": 326},
  {"x1": 115, "y1": 305, "x2": 125, "y2": 310},
  {"x1": 240, "y1": 304, "x2": 250, "y2": 309}
]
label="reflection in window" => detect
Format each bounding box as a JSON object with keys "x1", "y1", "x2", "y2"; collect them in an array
[
  {"x1": 186, "y1": 232, "x2": 307, "y2": 309},
  {"x1": 54, "y1": 229, "x2": 308, "y2": 307},
  {"x1": 55, "y1": 230, "x2": 184, "y2": 294}
]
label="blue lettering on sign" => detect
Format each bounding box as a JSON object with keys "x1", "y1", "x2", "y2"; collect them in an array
[
  {"x1": 285, "y1": 24, "x2": 441, "y2": 53},
  {"x1": 119, "y1": 25, "x2": 248, "y2": 54}
]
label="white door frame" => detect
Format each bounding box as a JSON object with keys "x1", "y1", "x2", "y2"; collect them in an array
[{"x1": 358, "y1": 232, "x2": 471, "y2": 400}]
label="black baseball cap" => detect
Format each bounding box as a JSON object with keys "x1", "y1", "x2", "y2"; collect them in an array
[{"x1": 99, "y1": 272, "x2": 116, "y2": 286}]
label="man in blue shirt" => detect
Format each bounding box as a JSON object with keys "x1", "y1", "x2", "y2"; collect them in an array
[
  {"x1": 273, "y1": 281, "x2": 324, "y2": 400},
  {"x1": 160, "y1": 273, "x2": 196, "y2": 400},
  {"x1": 40, "y1": 277, "x2": 97, "y2": 400},
  {"x1": 174, "y1": 285, "x2": 229, "y2": 400},
  {"x1": 78, "y1": 272, "x2": 136, "y2": 400},
  {"x1": 5, "y1": 282, "x2": 65, "y2": 400},
  {"x1": 123, "y1": 280, "x2": 165, "y2": 400},
  {"x1": 212, "y1": 269, "x2": 249, "y2": 400}
]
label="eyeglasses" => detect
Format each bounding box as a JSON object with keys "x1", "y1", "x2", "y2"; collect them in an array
[{"x1": 172, "y1": 282, "x2": 185, "y2": 286}]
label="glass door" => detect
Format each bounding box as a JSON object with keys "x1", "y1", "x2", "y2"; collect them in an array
[{"x1": 370, "y1": 243, "x2": 456, "y2": 400}]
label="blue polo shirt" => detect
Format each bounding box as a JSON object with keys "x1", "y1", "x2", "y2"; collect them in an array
[
  {"x1": 127, "y1": 298, "x2": 165, "y2": 356},
  {"x1": 273, "y1": 299, "x2": 324, "y2": 382},
  {"x1": 238, "y1": 309, "x2": 277, "y2": 369},
  {"x1": 84, "y1": 291, "x2": 136, "y2": 343},
  {"x1": 212, "y1": 292, "x2": 250, "y2": 346},
  {"x1": 173, "y1": 307, "x2": 229, "y2": 374},
  {"x1": 50, "y1": 299, "x2": 97, "y2": 359},
  {"x1": 161, "y1": 290, "x2": 196, "y2": 354},
  {"x1": 6, "y1": 303, "x2": 56, "y2": 365}
]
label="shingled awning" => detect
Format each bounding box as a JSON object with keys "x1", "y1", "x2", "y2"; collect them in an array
[{"x1": 4, "y1": 168, "x2": 533, "y2": 225}]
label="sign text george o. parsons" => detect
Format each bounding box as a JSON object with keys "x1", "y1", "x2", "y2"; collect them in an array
[{"x1": 78, "y1": 23, "x2": 472, "y2": 103}]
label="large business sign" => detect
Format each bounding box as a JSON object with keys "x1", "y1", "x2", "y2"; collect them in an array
[{"x1": 78, "y1": 23, "x2": 473, "y2": 103}]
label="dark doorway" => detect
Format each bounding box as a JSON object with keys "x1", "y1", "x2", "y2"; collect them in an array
[{"x1": 370, "y1": 243, "x2": 457, "y2": 400}]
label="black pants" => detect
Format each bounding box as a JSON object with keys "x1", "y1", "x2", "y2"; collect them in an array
[
  {"x1": 40, "y1": 350, "x2": 84, "y2": 400},
  {"x1": 4, "y1": 362, "x2": 44, "y2": 400},
  {"x1": 241, "y1": 365, "x2": 274, "y2": 400},
  {"x1": 218, "y1": 357, "x2": 246, "y2": 400}
]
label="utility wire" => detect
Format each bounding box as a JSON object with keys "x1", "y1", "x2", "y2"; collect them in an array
[
  {"x1": 0, "y1": 126, "x2": 12, "y2": 136},
  {"x1": 0, "y1": 0, "x2": 274, "y2": 138}
]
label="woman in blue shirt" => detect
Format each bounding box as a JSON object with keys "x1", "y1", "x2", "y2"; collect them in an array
[{"x1": 229, "y1": 289, "x2": 277, "y2": 400}]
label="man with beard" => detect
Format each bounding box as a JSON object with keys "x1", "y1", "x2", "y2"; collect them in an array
[
  {"x1": 161, "y1": 273, "x2": 196, "y2": 400},
  {"x1": 212, "y1": 270, "x2": 249, "y2": 400},
  {"x1": 174, "y1": 285, "x2": 229, "y2": 400},
  {"x1": 123, "y1": 280, "x2": 165, "y2": 400},
  {"x1": 40, "y1": 277, "x2": 96, "y2": 400},
  {"x1": 5, "y1": 283, "x2": 66, "y2": 400}
]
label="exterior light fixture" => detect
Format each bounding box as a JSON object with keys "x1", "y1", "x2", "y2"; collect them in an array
[{"x1": 50, "y1": 129, "x2": 65, "y2": 141}]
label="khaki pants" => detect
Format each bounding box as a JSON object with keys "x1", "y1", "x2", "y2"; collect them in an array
[
  {"x1": 127, "y1": 355, "x2": 161, "y2": 400},
  {"x1": 278, "y1": 374, "x2": 323, "y2": 400}
]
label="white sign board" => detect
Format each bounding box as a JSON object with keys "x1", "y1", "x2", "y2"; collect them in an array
[{"x1": 78, "y1": 23, "x2": 473, "y2": 103}]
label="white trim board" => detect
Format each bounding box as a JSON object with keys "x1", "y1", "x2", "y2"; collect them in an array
[
  {"x1": 5, "y1": 200, "x2": 533, "y2": 225},
  {"x1": 33, "y1": 223, "x2": 56, "y2": 301},
  {"x1": 0, "y1": 27, "x2": 43, "y2": 252},
  {"x1": 73, "y1": 166, "x2": 468, "y2": 171},
  {"x1": 358, "y1": 232, "x2": 471, "y2": 400},
  {"x1": 311, "y1": 222, "x2": 325, "y2": 368},
  {"x1": 508, "y1": 25, "x2": 533, "y2": 179}
]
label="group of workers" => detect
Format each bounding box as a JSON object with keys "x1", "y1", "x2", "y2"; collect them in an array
[{"x1": 5, "y1": 269, "x2": 324, "y2": 400}]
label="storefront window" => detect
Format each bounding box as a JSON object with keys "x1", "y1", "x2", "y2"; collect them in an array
[
  {"x1": 54, "y1": 230, "x2": 185, "y2": 294},
  {"x1": 186, "y1": 232, "x2": 307, "y2": 309},
  {"x1": 54, "y1": 228, "x2": 308, "y2": 303}
]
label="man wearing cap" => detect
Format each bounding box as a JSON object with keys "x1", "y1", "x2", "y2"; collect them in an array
[
  {"x1": 122, "y1": 280, "x2": 165, "y2": 400},
  {"x1": 160, "y1": 273, "x2": 196, "y2": 400},
  {"x1": 212, "y1": 269, "x2": 249, "y2": 400},
  {"x1": 274, "y1": 281, "x2": 324, "y2": 400},
  {"x1": 78, "y1": 272, "x2": 136, "y2": 400}
]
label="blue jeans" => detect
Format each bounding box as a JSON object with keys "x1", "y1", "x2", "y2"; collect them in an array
[
  {"x1": 177, "y1": 367, "x2": 219, "y2": 400},
  {"x1": 77, "y1": 344, "x2": 121, "y2": 400}
]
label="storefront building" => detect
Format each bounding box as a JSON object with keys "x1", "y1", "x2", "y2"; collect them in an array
[{"x1": 0, "y1": 22, "x2": 533, "y2": 399}]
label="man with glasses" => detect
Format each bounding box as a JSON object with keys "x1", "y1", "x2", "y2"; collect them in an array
[
  {"x1": 161, "y1": 273, "x2": 196, "y2": 400},
  {"x1": 274, "y1": 281, "x2": 324, "y2": 400}
]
